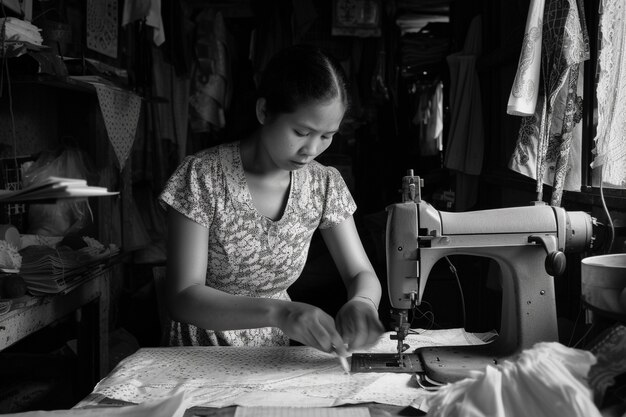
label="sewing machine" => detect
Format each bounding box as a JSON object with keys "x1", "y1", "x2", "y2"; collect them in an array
[{"x1": 352, "y1": 170, "x2": 596, "y2": 384}]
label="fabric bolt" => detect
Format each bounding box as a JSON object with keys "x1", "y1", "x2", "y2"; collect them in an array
[
  {"x1": 158, "y1": 141, "x2": 356, "y2": 347},
  {"x1": 509, "y1": 0, "x2": 589, "y2": 206},
  {"x1": 94, "y1": 84, "x2": 142, "y2": 171},
  {"x1": 592, "y1": 0, "x2": 626, "y2": 187},
  {"x1": 424, "y1": 342, "x2": 601, "y2": 417},
  {"x1": 507, "y1": 0, "x2": 545, "y2": 116}
]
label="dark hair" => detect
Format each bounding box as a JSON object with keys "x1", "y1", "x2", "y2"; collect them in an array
[{"x1": 257, "y1": 44, "x2": 349, "y2": 116}]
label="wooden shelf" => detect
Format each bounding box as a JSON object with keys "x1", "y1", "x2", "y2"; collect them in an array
[{"x1": 0, "y1": 269, "x2": 112, "y2": 385}]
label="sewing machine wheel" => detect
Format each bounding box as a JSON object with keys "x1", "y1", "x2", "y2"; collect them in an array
[{"x1": 350, "y1": 353, "x2": 423, "y2": 373}]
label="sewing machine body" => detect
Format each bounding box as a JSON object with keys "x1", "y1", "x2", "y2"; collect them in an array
[{"x1": 380, "y1": 173, "x2": 594, "y2": 383}]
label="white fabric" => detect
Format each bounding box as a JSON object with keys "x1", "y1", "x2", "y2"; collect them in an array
[
  {"x1": 507, "y1": 0, "x2": 544, "y2": 116},
  {"x1": 428, "y1": 82, "x2": 444, "y2": 153},
  {"x1": 424, "y1": 342, "x2": 601, "y2": 417},
  {"x1": 0, "y1": 17, "x2": 42, "y2": 44},
  {"x1": 85, "y1": 329, "x2": 492, "y2": 409},
  {"x1": 508, "y1": 70, "x2": 584, "y2": 194},
  {"x1": 592, "y1": 0, "x2": 626, "y2": 187},
  {"x1": 508, "y1": 0, "x2": 589, "y2": 205}
]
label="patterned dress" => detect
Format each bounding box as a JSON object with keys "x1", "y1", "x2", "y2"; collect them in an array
[{"x1": 159, "y1": 141, "x2": 356, "y2": 347}]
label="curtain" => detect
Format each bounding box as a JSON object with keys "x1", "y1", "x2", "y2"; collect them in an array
[{"x1": 592, "y1": 0, "x2": 626, "y2": 188}]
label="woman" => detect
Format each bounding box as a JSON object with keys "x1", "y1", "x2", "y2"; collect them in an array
[{"x1": 159, "y1": 44, "x2": 384, "y2": 357}]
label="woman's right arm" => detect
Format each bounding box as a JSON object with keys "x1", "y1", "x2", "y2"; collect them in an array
[{"x1": 165, "y1": 208, "x2": 347, "y2": 354}]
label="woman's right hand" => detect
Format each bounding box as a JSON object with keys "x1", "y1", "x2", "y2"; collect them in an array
[{"x1": 274, "y1": 301, "x2": 348, "y2": 356}]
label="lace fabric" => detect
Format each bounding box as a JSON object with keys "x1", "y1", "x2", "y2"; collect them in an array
[
  {"x1": 507, "y1": 0, "x2": 545, "y2": 116},
  {"x1": 592, "y1": 0, "x2": 626, "y2": 187},
  {"x1": 509, "y1": 0, "x2": 590, "y2": 206}
]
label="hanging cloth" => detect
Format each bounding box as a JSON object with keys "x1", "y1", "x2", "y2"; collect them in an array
[
  {"x1": 94, "y1": 84, "x2": 142, "y2": 171},
  {"x1": 507, "y1": 0, "x2": 544, "y2": 116},
  {"x1": 444, "y1": 15, "x2": 483, "y2": 176},
  {"x1": 189, "y1": 10, "x2": 232, "y2": 134},
  {"x1": 508, "y1": 0, "x2": 590, "y2": 206},
  {"x1": 122, "y1": 0, "x2": 165, "y2": 46},
  {"x1": 413, "y1": 81, "x2": 443, "y2": 157},
  {"x1": 592, "y1": 0, "x2": 626, "y2": 187},
  {"x1": 444, "y1": 15, "x2": 483, "y2": 211}
]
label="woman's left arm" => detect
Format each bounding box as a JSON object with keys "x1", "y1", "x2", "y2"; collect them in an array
[{"x1": 320, "y1": 215, "x2": 385, "y2": 350}]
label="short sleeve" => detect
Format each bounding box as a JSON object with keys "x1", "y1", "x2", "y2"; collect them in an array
[
  {"x1": 158, "y1": 154, "x2": 217, "y2": 229},
  {"x1": 318, "y1": 166, "x2": 357, "y2": 229}
]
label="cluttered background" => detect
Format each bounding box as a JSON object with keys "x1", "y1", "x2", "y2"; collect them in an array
[{"x1": 0, "y1": 0, "x2": 624, "y2": 413}]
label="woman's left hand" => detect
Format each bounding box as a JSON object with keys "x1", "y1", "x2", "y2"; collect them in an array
[{"x1": 335, "y1": 298, "x2": 385, "y2": 351}]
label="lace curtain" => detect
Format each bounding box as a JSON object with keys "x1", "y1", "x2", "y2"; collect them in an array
[{"x1": 592, "y1": 0, "x2": 626, "y2": 188}]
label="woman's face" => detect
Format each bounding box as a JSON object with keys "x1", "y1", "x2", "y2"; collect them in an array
[{"x1": 258, "y1": 97, "x2": 345, "y2": 171}]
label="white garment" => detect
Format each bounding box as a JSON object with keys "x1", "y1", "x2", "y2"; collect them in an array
[
  {"x1": 507, "y1": 0, "x2": 544, "y2": 116},
  {"x1": 592, "y1": 0, "x2": 626, "y2": 187},
  {"x1": 424, "y1": 342, "x2": 601, "y2": 417},
  {"x1": 427, "y1": 82, "x2": 444, "y2": 153},
  {"x1": 508, "y1": 69, "x2": 584, "y2": 194}
]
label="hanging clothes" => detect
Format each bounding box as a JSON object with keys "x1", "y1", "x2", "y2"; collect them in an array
[
  {"x1": 592, "y1": 0, "x2": 626, "y2": 188},
  {"x1": 444, "y1": 15, "x2": 483, "y2": 211},
  {"x1": 507, "y1": 0, "x2": 544, "y2": 116},
  {"x1": 152, "y1": 47, "x2": 191, "y2": 165},
  {"x1": 509, "y1": 0, "x2": 590, "y2": 206},
  {"x1": 189, "y1": 10, "x2": 232, "y2": 135},
  {"x1": 412, "y1": 81, "x2": 443, "y2": 157},
  {"x1": 122, "y1": 0, "x2": 165, "y2": 46}
]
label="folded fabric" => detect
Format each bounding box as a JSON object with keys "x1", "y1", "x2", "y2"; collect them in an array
[
  {"x1": 0, "y1": 17, "x2": 43, "y2": 45},
  {"x1": 424, "y1": 342, "x2": 601, "y2": 417}
]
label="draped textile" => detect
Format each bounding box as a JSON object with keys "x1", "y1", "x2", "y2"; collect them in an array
[
  {"x1": 509, "y1": 0, "x2": 589, "y2": 206},
  {"x1": 444, "y1": 15, "x2": 483, "y2": 176},
  {"x1": 189, "y1": 10, "x2": 232, "y2": 134},
  {"x1": 507, "y1": 0, "x2": 545, "y2": 116},
  {"x1": 592, "y1": 0, "x2": 626, "y2": 187},
  {"x1": 444, "y1": 15, "x2": 483, "y2": 211},
  {"x1": 122, "y1": 0, "x2": 165, "y2": 46}
]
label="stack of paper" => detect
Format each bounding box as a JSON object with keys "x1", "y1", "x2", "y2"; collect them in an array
[
  {"x1": 0, "y1": 176, "x2": 118, "y2": 202},
  {"x1": 19, "y1": 243, "x2": 119, "y2": 295}
]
